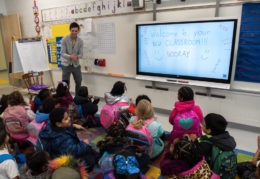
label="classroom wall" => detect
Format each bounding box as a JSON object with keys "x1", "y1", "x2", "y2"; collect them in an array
[
  {"x1": 4, "y1": 0, "x2": 260, "y2": 129},
  {"x1": 0, "y1": 0, "x2": 7, "y2": 16}
]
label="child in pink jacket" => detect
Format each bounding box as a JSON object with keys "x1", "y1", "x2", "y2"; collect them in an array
[
  {"x1": 168, "y1": 86, "x2": 203, "y2": 146},
  {"x1": 3, "y1": 91, "x2": 35, "y2": 142}
]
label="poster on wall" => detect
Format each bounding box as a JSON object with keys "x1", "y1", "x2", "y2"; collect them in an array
[
  {"x1": 46, "y1": 38, "x2": 58, "y2": 68},
  {"x1": 97, "y1": 23, "x2": 115, "y2": 54}
]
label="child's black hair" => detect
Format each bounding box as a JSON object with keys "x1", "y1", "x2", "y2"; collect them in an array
[
  {"x1": 0, "y1": 94, "x2": 9, "y2": 114},
  {"x1": 38, "y1": 89, "x2": 51, "y2": 102},
  {"x1": 55, "y1": 80, "x2": 69, "y2": 98},
  {"x1": 135, "y1": 95, "x2": 151, "y2": 106},
  {"x1": 78, "y1": 86, "x2": 88, "y2": 98},
  {"x1": 178, "y1": 86, "x2": 194, "y2": 101},
  {"x1": 107, "y1": 124, "x2": 126, "y2": 137},
  {"x1": 0, "y1": 118, "x2": 7, "y2": 146},
  {"x1": 96, "y1": 136, "x2": 131, "y2": 157},
  {"x1": 113, "y1": 149, "x2": 141, "y2": 179},
  {"x1": 8, "y1": 91, "x2": 27, "y2": 106},
  {"x1": 40, "y1": 97, "x2": 55, "y2": 114},
  {"x1": 173, "y1": 137, "x2": 203, "y2": 168},
  {"x1": 204, "y1": 113, "x2": 227, "y2": 135},
  {"x1": 50, "y1": 108, "x2": 66, "y2": 127},
  {"x1": 70, "y1": 22, "x2": 80, "y2": 30},
  {"x1": 26, "y1": 151, "x2": 49, "y2": 176},
  {"x1": 110, "y1": 81, "x2": 126, "y2": 96}
]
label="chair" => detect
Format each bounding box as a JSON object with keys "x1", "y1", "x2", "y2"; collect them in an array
[{"x1": 22, "y1": 71, "x2": 48, "y2": 101}]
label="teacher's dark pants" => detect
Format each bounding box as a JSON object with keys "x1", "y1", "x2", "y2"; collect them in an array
[{"x1": 62, "y1": 65, "x2": 82, "y2": 95}]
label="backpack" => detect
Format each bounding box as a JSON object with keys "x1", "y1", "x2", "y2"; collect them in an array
[
  {"x1": 100, "y1": 102, "x2": 129, "y2": 129},
  {"x1": 68, "y1": 103, "x2": 83, "y2": 124},
  {"x1": 27, "y1": 120, "x2": 46, "y2": 146},
  {"x1": 200, "y1": 138, "x2": 237, "y2": 179},
  {"x1": 3, "y1": 106, "x2": 29, "y2": 141},
  {"x1": 0, "y1": 154, "x2": 15, "y2": 163},
  {"x1": 172, "y1": 108, "x2": 201, "y2": 138},
  {"x1": 126, "y1": 117, "x2": 154, "y2": 156}
]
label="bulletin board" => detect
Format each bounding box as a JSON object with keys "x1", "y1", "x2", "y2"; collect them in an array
[{"x1": 234, "y1": 3, "x2": 260, "y2": 83}]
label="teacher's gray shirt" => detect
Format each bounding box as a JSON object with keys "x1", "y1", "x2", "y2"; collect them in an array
[{"x1": 61, "y1": 34, "x2": 83, "y2": 67}]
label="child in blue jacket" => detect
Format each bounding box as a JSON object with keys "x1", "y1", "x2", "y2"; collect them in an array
[{"x1": 38, "y1": 108, "x2": 98, "y2": 168}]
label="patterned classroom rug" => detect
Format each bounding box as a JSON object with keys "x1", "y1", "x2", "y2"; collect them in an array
[{"x1": 77, "y1": 128, "x2": 255, "y2": 179}]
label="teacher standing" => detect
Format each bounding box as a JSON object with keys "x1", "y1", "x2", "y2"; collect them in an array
[{"x1": 61, "y1": 22, "x2": 83, "y2": 95}]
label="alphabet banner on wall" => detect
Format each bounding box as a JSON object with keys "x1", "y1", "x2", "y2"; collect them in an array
[
  {"x1": 235, "y1": 3, "x2": 260, "y2": 83},
  {"x1": 41, "y1": 0, "x2": 133, "y2": 22}
]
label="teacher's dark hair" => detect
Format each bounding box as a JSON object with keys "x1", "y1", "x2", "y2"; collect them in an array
[{"x1": 70, "y1": 22, "x2": 80, "y2": 30}]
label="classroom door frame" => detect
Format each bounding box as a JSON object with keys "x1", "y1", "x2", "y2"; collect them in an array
[{"x1": 0, "y1": 23, "x2": 7, "y2": 71}]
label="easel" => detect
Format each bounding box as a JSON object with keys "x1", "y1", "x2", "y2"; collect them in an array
[{"x1": 10, "y1": 36, "x2": 55, "y2": 93}]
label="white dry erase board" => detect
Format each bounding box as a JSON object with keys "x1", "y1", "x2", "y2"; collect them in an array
[{"x1": 12, "y1": 40, "x2": 49, "y2": 73}]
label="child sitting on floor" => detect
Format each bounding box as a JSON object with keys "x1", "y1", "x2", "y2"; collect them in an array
[
  {"x1": 73, "y1": 86, "x2": 101, "y2": 128},
  {"x1": 160, "y1": 136, "x2": 219, "y2": 178},
  {"x1": 48, "y1": 155, "x2": 88, "y2": 179},
  {"x1": 197, "y1": 113, "x2": 237, "y2": 178},
  {"x1": 53, "y1": 80, "x2": 73, "y2": 111},
  {"x1": 0, "y1": 118, "x2": 19, "y2": 179},
  {"x1": 127, "y1": 99, "x2": 164, "y2": 159},
  {"x1": 237, "y1": 136, "x2": 260, "y2": 179},
  {"x1": 38, "y1": 108, "x2": 98, "y2": 170},
  {"x1": 27, "y1": 97, "x2": 56, "y2": 146},
  {"x1": 19, "y1": 151, "x2": 50, "y2": 179},
  {"x1": 100, "y1": 81, "x2": 130, "y2": 129},
  {"x1": 3, "y1": 91, "x2": 35, "y2": 142},
  {"x1": 168, "y1": 86, "x2": 203, "y2": 146},
  {"x1": 32, "y1": 88, "x2": 52, "y2": 113},
  {"x1": 128, "y1": 95, "x2": 151, "y2": 115}
]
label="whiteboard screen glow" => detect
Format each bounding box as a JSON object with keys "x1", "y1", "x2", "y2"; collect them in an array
[{"x1": 136, "y1": 19, "x2": 237, "y2": 84}]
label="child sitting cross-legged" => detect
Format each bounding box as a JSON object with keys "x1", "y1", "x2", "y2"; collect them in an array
[
  {"x1": 38, "y1": 108, "x2": 98, "y2": 170},
  {"x1": 197, "y1": 113, "x2": 237, "y2": 178},
  {"x1": 168, "y1": 86, "x2": 203, "y2": 147},
  {"x1": 73, "y1": 86, "x2": 101, "y2": 128},
  {"x1": 127, "y1": 99, "x2": 164, "y2": 159},
  {"x1": 160, "y1": 136, "x2": 219, "y2": 178}
]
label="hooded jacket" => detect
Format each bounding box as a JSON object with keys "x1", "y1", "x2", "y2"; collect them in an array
[
  {"x1": 35, "y1": 110, "x2": 50, "y2": 123},
  {"x1": 73, "y1": 95, "x2": 98, "y2": 116},
  {"x1": 198, "y1": 132, "x2": 236, "y2": 164},
  {"x1": 38, "y1": 123, "x2": 93, "y2": 159},
  {"x1": 168, "y1": 100, "x2": 203, "y2": 145},
  {"x1": 104, "y1": 92, "x2": 129, "y2": 105},
  {"x1": 169, "y1": 100, "x2": 203, "y2": 125},
  {"x1": 104, "y1": 92, "x2": 129, "y2": 113}
]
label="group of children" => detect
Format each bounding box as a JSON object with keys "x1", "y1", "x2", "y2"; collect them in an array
[{"x1": 0, "y1": 80, "x2": 259, "y2": 179}]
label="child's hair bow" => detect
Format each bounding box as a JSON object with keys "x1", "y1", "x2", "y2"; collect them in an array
[{"x1": 114, "y1": 155, "x2": 140, "y2": 175}]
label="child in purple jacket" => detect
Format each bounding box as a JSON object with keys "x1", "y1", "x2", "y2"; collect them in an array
[{"x1": 53, "y1": 80, "x2": 73, "y2": 111}]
